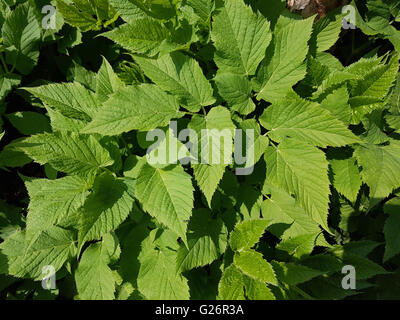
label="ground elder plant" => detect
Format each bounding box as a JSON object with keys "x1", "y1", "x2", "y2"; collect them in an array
[{"x1": 0, "y1": 0, "x2": 399, "y2": 300}]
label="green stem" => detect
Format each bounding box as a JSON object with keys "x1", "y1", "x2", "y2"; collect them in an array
[{"x1": 0, "y1": 53, "x2": 8, "y2": 74}]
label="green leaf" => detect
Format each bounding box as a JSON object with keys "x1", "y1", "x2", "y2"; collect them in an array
[
  {"x1": 346, "y1": 56, "x2": 382, "y2": 78},
  {"x1": 56, "y1": 0, "x2": 117, "y2": 31},
  {"x1": 79, "y1": 173, "x2": 134, "y2": 244},
  {"x1": 135, "y1": 163, "x2": 194, "y2": 242},
  {"x1": 211, "y1": 0, "x2": 271, "y2": 76},
  {"x1": 260, "y1": 92, "x2": 360, "y2": 147},
  {"x1": 46, "y1": 107, "x2": 87, "y2": 132},
  {"x1": 298, "y1": 56, "x2": 331, "y2": 95},
  {"x1": 90, "y1": 0, "x2": 117, "y2": 21},
  {"x1": 82, "y1": 84, "x2": 182, "y2": 135},
  {"x1": 137, "y1": 229, "x2": 190, "y2": 300},
  {"x1": 0, "y1": 1, "x2": 11, "y2": 26},
  {"x1": 218, "y1": 264, "x2": 245, "y2": 299},
  {"x1": 118, "y1": 222, "x2": 150, "y2": 286},
  {"x1": 262, "y1": 186, "x2": 322, "y2": 258},
  {"x1": 25, "y1": 176, "x2": 89, "y2": 240},
  {"x1": 237, "y1": 119, "x2": 270, "y2": 171},
  {"x1": 107, "y1": 0, "x2": 147, "y2": 22},
  {"x1": 261, "y1": 187, "x2": 321, "y2": 240},
  {"x1": 349, "y1": 96, "x2": 385, "y2": 125},
  {"x1": 0, "y1": 200, "x2": 23, "y2": 242},
  {"x1": 15, "y1": 132, "x2": 114, "y2": 176},
  {"x1": 351, "y1": 0, "x2": 400, "y2": 51},
  {"x1": 237, "y1": 186, "x2": 263, "y2": 220},
  {"x1": 298, "y1": 274, "x2": 366, "y2": 300},
  {"x1": 0, "y1": 201, "x2": 25, "y2": 242},
  {"x1": 315, "y1": 52, "x2": 344, "y2": 72},
  {"x1": 0, "y1": 227, "x2": 76, "y2": 280},
  {"x1": 96, "y1": 57, "x2": 124, "y2": 104},
  {"x1": 177, "y1": 209, "x2": 227, "y2": 272},
  {"x1": 142, "y1": 126, "x2": 194, "y2": 169},
  {"x1": 189, "y1": 106, "x2": 235, "y2": 205},
  {"x1": 108, "y1": 0, "x2": 177, "y2": 22},
  {"x1": 330, "y1": 157, "x2": 362, "y2": 203},
  {"x1": 24, "y1": 82, "x2": 98, "y2": 121},
  {"x1": 186, "y1": 0, "x2": 214, "y2": 25},
  {"x1": 331, "y1": 251, "x2": 388, "y2": 280},
  {"x1": 135, "y1": 52, "x2": 215, "y2": 112},
  {"x1": 310, "y1": 12, "x2": 344, "y2": 53},
  {"x1": 57, "y1": 26, "x2": 83, "y2": 53},
  {"x1": 276, "y1": 233, "x2": 319, "y2": 259},
  {"x1": 230, "y1": 219, "x2": 270, "y2": 252},
  {"x1": 0, "y1": 74, "x2": 21, "y2": 101},
  {"x1": 0, "y1": 138, "x2": 32, "y2": 168},
  {"x1": 361, "y1": 104, "x2": 389, "y2": 144},
  {"x1": 75, "y1": 238, "x2": 116, "y2": 300},
  {"x1": 264, "y1": 139, "x2": 331, "y2": 232},
  {"x1": 350, "y1": 54, "x2": 399, "y2": 99},
  {"x1": 102, "y1": 18, "x2": 168, "y2": 57},
  {"x1": 312, "y1": 71, "x2": 359, "y2": 102},
  {"x1": 234, "y1": 250, "x2": 278, "y2": 285},
  {"x1": 255, "y1": 16, "x2": 314, "y2": 102},
  {"x1": 386, "y1": 114, "x2": 400, "y2": 134},
  {"x1": 214, "y1": 73, "x2": 255, "y2": 115},
  {"x1": 271, "y1": 261, "x2": 323, "y2": 286},
  {"x1": 69, "y1": 62, "x2": 96, "y2": 90},
  {"x1": 387, "y1": 74, "x2": 400, "y2": 113},
  {"x1": 56, "y1": 0, "x2": 97, "y2": 31},
  {"x1": 254, "y1": 0, "x2": 285, "y2": 27},
  {"x1": 242, "y1": 274, "x2": 276, "y2": 300},
  {"x1": 320, "y1": 86, "x2": 352, "y2": 124},
  {"x1": 383, "y1": 198, "x2": 400, "y2": 262},
  {"x1": 300, "y1": 254, "x2": 343, "y2": 273},
  {"x1": 330, "y1": 240, "x2": 388, "y2": 279},
  {"x1": 6, "y1": 112, "x2": 51, "y2": 135},
  {"x1": 218, "y1": 264, "x2": 275, "y2": 300},
  {"x1": 355, "y1": 140, "x2": 400, "y2": 199},
  {"x1": 193, "y1": 164, "x2": 226, "y2": 207},
  {"x1": 1, "y1": 2, "x2": 40, "y2": 74},
  {"x1": 330, "y1": 240, "x2": 381, "y2": 257}
]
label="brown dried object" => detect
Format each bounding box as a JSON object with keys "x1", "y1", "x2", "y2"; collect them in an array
[{"x1": 288, "y1": 0, "x2": 348, "y2": 19}]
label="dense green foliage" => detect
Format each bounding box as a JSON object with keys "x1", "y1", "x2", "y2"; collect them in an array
[{"x1": 0, "y1": 0, "x2": 399, "y2": 300}]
